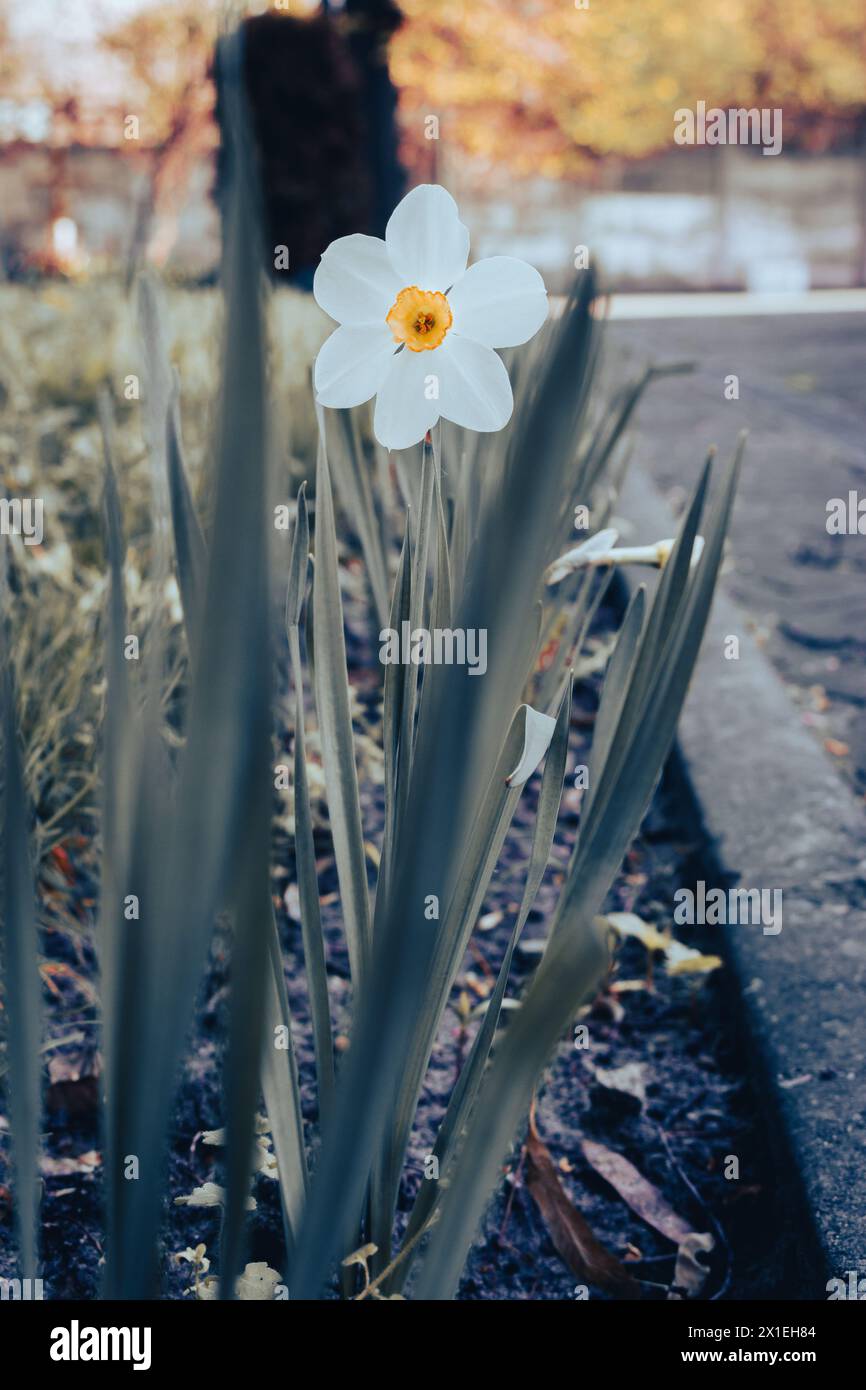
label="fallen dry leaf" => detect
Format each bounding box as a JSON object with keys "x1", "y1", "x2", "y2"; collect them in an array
[
  {"x1": 197, "y1": 1261, "x2": 283, "y2": 1300},
  {"x1": 668, "y1": 1232, "x2": 716, "y2": 1299},
  {"x1": 778, "y1": 1073, "x2": 812, "y2": 1089},
  {"x1": 525, "y1": 1110, "x2": 639, "y2": 1297},
  {"x1": 603, "y1": 911, "x2": 669, "y2": 953},
  {"x1": 590, "y1": 1061, "x2": 648, "y2": 1108},
  {"x1": 174, "y1": 1182, "x2": 254, "y2": 1211},
  {"x1": 478, "y1": 910, "x2": 504, "y2": 932},
  {"x1": 665, "y1": 942, "x2": 723, "y2": 977},
  {"x1": 580, "y1": 1138, "x2": 694, "y2": 1245},
  {"x1": 41, "y1": 1149, "x2": 101, "y2": 1176}
]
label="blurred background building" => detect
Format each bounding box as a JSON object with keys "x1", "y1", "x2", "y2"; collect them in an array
[{"x1": 1, "y1": 0, "x2": 865, "y2": 291}]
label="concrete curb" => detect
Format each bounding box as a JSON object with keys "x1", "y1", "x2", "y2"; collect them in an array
[{"x1": 618, "y1": 464, "x2": 866, "y2": 1298}]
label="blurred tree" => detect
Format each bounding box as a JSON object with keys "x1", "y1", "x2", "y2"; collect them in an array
[
  {"x1": 343, "y1": 0, "x2": 406, "y2": 234},
  {"x1": 100, "y1": 3, "x2": 217, "y2": 276},
  {"x1": 391, "y1": 0, "x2": 866, "y2": 179},
  {"x1": 215, "y1": 4, "x2": 405, "y2": 285},
  {"x1": 0, "y1": 0, "x2": 217, "y2": 274},
  {"x1": 0, "y1": 2, "x2": 12, "y2": 89},
  {"x1": 215, "y1": 9, "x2": 372, "y2": 285}
]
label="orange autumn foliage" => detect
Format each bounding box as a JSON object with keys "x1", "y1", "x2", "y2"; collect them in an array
[{"x1": 391, "y1": 0, "x2": 866, "y2": 178}]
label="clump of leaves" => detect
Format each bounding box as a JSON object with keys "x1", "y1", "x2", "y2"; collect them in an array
[{"x1": 0, "y1": 29, "x2": 741, "y2": 1300}]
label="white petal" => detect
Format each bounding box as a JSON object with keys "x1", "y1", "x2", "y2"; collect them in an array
[
  {"x1": 436, "y1": 335, "x2": 513, "y2": 434},
  {"x1": 385, "y1": 184, "x2": 469, "y2": 293},
  {"x1": 448, "y1": 256, "x2": 548, "y2": 347},
  {"x1": 546, "y1": 528, "x2": 620, "y2": 584},
  {"x1": 373, "y1": 348, "x2": 441, "y2": 452},
  {"x1": 314, "y1": 323, "x2": 395, "y2": 408},
  {"x1": 313, "y1": 234, "x2": 400, "y2": 325}
]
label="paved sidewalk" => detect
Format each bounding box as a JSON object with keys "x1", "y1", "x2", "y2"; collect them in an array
[
  {"x1": 608, "y1": 308, "x2": 866, "y2": 796},
  {"x1": 607, "y1": 289, "x2": 866, "y2": 320}
]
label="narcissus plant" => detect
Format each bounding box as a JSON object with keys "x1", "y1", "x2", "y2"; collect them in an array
[{"x1": 313, "y1": 183, "x2": 549, "y2": 450}]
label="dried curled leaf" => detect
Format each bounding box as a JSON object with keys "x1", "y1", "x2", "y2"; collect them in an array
[
  {"x1": 174, "y1": 1182, "x2": 256, "y2": 1211},
  {"x1": 525, "y1": 1111, "x2": 639, "y2": 1297},
  {"x1": 603, "y1": 913, "x2": 722, "y2": 980},
  {"x1": 174, "y1": 1244, "x2": 210, "y2": 1273},
  {"x1": 665, "y1": 942, "x2": 723, "y2": 976},
  {"x1": 590, "y1": 1061, "x2": 648, "y2": 1108},
  {"x1": 668, "y1": 1232, "x2": 716, "y2": 1300},
  {"x1": 602, "y1": 910, "x2": 669, "y2": 953},
  {"x1": 197, "y1": 1262, "x2": 284, "y2": 1300},
  {"x1": 236, "y1": 1263, "x2": 284, "y2": 1300},
  {"x1": 342, "y1": 1241, "x2": 378, "y2": 1270},
  {"x1": 256, "y1": 1135, "x2": 279, "y2": 1179},
  {"x1": 201, "y1": 1115, "x2": 270, "y2": 1148},
  {"x1": 41, "y1": 1150, "x2": 101, "y2": 1177},
  {"x1": 175, "y1": 1181, "x2": 224, "y2": 1207}
]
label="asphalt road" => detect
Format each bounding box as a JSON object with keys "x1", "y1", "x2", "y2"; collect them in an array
[{"x1": 606, "y1": 309, "x2": 866, "y2": 796}]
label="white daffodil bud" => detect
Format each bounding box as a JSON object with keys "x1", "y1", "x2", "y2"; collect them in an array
[{"x1": 546, "y1": 531, "x2": 704, "y2": 585}]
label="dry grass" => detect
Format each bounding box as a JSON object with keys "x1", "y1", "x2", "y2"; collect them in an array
[{"x1": 0, "y1": 278, "x2": 332, "y2": 901}]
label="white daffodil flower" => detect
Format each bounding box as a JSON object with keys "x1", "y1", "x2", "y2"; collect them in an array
[{"x1": 313, "y1": 184, "x2": 549, "y2": 451}]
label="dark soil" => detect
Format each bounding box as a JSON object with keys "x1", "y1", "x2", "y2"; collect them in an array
[
  {"x1": 455, "y1": 771, "x2": 797, "y2": 1301},
  {"x1": 0, "y1": 595, "x2": 792, "y2": 1301}
]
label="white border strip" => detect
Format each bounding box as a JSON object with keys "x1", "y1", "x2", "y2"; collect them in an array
[{"x1": 601, "y1": 288, "x2": 866, "y2": 321}]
